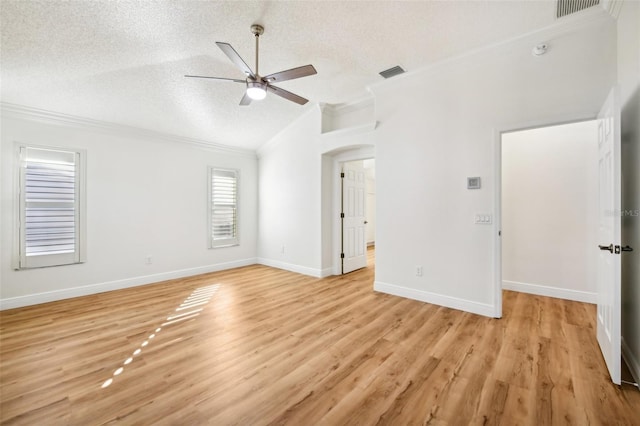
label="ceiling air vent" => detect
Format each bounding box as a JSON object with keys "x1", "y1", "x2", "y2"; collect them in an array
[
  {"x1": 379, "y1": 65, "x2": 405, "y2": 79},
  {"x1": 556, "y1": 0, "x2": 600, "y2": 18}
]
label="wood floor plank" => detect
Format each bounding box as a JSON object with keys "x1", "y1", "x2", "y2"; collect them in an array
[{"x1": 1, "y1": 248, "x2": 639, "y2": 425}]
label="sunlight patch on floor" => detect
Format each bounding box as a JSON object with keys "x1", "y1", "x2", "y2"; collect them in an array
[{"x1": 101, "y1": 284, "x2": 220, "y2": 389}]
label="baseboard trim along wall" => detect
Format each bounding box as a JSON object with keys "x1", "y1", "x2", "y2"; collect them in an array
[
  {"x1": 502, "y1": 280, "x2": 597, "y2": 304},
  {"x1": 0, "y1": 258, "x2": 258, "y2": 310},
  {"x1": 256, "y1": 258, "x2": 331, "y2": 278},
  {"x1": 622, "y1": 338, "x2": 640, "y2": 387},
  {"x1": 373, "y1": 281, "x2": 497, "y2": 318}
]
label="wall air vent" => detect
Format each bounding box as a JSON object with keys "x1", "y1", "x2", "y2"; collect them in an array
[
  {"x1": 379, "y1": 65, "x2": 405, "y2": 79},
  {"x1": 556, "y1": 0, "x2": 600, "y2": 18}
]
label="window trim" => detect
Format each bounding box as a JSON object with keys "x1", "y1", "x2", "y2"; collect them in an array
[
  {"x1": 208, "y1": 167, "x2": 239, "y2": 249},
  {"x1": 15, "y1": 143, "x2": 87, "y2": 269}
]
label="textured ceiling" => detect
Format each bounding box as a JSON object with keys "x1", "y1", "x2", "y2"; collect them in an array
[{"x1": 1, "y1": 1, "x2": 558, "y2": 150}]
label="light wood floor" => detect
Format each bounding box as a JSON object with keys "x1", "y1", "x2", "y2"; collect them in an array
[{"x1": 1, "y1": 248, "x2": 639, "y2": 425}]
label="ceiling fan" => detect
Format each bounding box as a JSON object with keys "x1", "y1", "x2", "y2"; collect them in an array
[{"x1": 186, "y1": 24, "x2": 317, "y2": 106}]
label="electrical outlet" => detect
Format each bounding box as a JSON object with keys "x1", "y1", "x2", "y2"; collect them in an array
[
  {"x1": 145, "y1": 255, "x2": 152, "y2": 265},
  {"x1": 416, "y1": 266, "x2": 423, "y2": 277}
]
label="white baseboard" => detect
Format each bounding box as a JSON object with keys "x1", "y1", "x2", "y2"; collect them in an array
[
  {"x1": 374, "y1": 281, "x2": 497, "y2": 318},
  {"x1": 319, "y1": 267, "x2": 335, "y2": 278},
  {"x1": 622, "y1": 337, "x2": 640, "y2": 386},
  {"x1": 502, "y1": 280, "x2": 596, "y2": 304},
  {"x1": 0, "y1": 258, "x2": 257, "y2": 310},
  {"x1": 256, "y1": 258, "x2": 329, "y2": 278}
]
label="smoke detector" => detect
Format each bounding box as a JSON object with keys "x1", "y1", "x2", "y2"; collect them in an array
[{"x1": 532, "y1": 43, "x2": 549, "y2": 56}]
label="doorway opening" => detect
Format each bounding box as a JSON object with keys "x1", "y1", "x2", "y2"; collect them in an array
[
  {"x1": 340, "y1": 159, "x2": 375, "y2": 274},
  {"x1": 500, "y1": 120, "x2": 599, "y2": 303},
  {"x1": 496, "y1": 105, "x2": 627, "y2": 386}
]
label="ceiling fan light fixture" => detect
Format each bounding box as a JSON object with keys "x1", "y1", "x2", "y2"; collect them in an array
[
  {"x1": 246, "y1": 81, "x2": 267, "y2": 100},
  {"x1": 186, "y1": 24, "x2": 315, "y2": 106}
]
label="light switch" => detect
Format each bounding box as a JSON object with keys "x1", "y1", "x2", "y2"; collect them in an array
[{"x1": 475, "y1": 213, "x2": 492, "y2": 224}]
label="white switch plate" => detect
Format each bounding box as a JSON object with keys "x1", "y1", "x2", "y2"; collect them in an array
[{"x1": 474, "y1": 214, "x2": 493, "y2": 224}]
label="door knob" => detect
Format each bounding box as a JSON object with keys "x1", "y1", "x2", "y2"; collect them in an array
[
  {"x1": 621, "y1": 245, "x2": 634, "y2": 252},
  {"x1": 599, "y1": 244, "x2": 613, "y2": 253},
  {"x1": 364, "y1": 221, "x2": 368, "y2": 224}
]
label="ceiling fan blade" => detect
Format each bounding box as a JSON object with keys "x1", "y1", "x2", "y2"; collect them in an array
[
  {"x1": 185, "y1": 75, "x2": 245, "y2": 83},
  {"x1": 239, "y1": 92, "x2": 252, "y2": 106},
  {"x1": 216, "y1": 42, "x2": 255, "y2": 78},
  {"x1": 263, "y1": 65, "x2": 317, "y2": 83},
  {"x1": 266, "y1": 85, "x2": 309, "y2": 105}
]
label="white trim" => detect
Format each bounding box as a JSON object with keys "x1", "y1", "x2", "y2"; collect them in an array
[
  {"x1": 0, "y1": 258, "x2": 257, "y2": 310},
  {"x1": 622, "y1": 337, "x2": 640, "y2": 386},
  {"x1": 502, "y1": 280, "x2": 597, "y2": 304},
  {"x1": 374, "y1": 281, "x2": 497, "y2": 318},
  {"x1": 0, "y1": 102, "x2": 256, "y2": 157},
  {"x1": 368, "y1": 6, "x2": 613, "y2": 95},
  {"x1": 493, "y1": 129, "x2": 503, "y2": 318},
  {"x1": 319, "y1": 267, "x2": 335, "y2": 278},
  {"x1": 601, "y1": 0, "x2": 623, "y2": 18},
  {"x1": 256, "y1": 257, "x2": 327, "y2": 278}
]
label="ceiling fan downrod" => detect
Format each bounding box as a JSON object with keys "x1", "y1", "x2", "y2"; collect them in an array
[{"x1": 251, "y1": 24, "x2": 264, "y2": 78}]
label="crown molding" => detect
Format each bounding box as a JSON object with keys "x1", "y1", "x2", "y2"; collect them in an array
[
  {"x1": 0, "y1": 102, "x2": 256, "y2": 157},
  {"x1": 368, "y1": 5, "x2": 615, "y2": 94},
  {"x1": 601, "y1": 0, "x2": 623, "y2": 18}
]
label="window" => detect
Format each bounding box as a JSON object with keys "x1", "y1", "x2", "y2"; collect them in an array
[
  {"x1": 208, "y1": 168, "x2": 239, "y2": 248},
  {"x1": 17, "y1": 145, "x2": 86, "y2": 269}
]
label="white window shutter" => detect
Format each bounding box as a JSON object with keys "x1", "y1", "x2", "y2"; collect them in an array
[
  {"x1": 209, "y1": 168, "x2": 239, "y2": 247},
  {"x1": 18, "y1": 146, "x2": 85, "y2": 268}
]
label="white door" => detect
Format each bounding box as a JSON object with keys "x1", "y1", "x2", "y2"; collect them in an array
[
  {"x1": 342, "y1": 162, "x2": 368, "y2": 273},
  {"x1": 596, "y1": 87, "x2": 621, "y2": 385}
]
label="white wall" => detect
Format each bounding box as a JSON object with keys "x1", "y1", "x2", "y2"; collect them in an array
[
  {"x1": 257, "y1": 11, "x2": 617, "y2": 318},
  {"x1": 369, "y1": 13, "x2": 616, "y2": 317},
  {"x1": 0, "y1": 110, "x2": 258, "y2": 309},
  {"x1": 501, "y1": 121, "x2": 598, "y2": 303},
  {"x1": 258, "y1": 101, "x2": 376, "y2": 277},
  {"x1": 617, "y1": 0, "x2": 640, "y2": 383},
  {"x1": 257, "y1": 106, "x2": 327, "y2": 277},
  {"x1": 364, "y1": 159, "x2": 376, "y2": 245}
]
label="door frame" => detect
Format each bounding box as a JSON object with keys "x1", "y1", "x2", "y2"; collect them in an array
[
  {"x1": 493, "y1": 113, "x2": 597, "y2": 319},
  {"x1": 331, "y1": 147, "x2": 375, "y2": 275}
]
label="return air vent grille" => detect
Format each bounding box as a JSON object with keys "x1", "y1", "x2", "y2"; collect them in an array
[
  {"x1": 556, "y1": 0, "x2": 600, "y2": 18},
  {"x1": 379, "y1": 66, "x2": 405, "y2": 79}
]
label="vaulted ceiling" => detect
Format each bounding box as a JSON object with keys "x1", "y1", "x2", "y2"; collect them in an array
[{"x1": 1, "y1": 1, "x2": 560, "y2": 150}]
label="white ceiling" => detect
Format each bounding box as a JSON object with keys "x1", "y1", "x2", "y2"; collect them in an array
[{"x1": 1, "y1": 1, "x2": 559, "y2": 151}]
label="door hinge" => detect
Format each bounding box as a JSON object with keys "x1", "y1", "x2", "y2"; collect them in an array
[
  {"x1": 340, "y1": 172, "x2": 345, "y2": 178},
  {"x1": 340, "y1": 253, "x2": 345, "y2": 259},
  {"x1": 340, "y1": 213, "x2": 345, "y2": 218}
]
